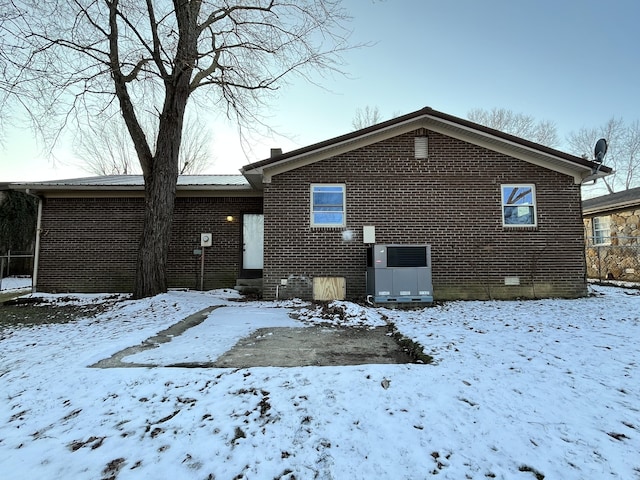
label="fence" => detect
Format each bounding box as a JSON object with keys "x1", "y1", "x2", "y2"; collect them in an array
[
  {"x1": 585, "y1": 236, "x2": 640, "y2": 282},
  {"x1": 0, "y1": 250, "x2": 34, "y2": 278}
]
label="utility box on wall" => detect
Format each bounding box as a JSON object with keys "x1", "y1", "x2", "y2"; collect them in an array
[
  {"x1": 200, "y1": 233, "x2": 212, "y2": 247},
  {"x1": 366, "y1": 244, "x2": 433, "y2": 304},
  {"x1": 363, "y1": 226, "x2": 376, "y2": 244}
]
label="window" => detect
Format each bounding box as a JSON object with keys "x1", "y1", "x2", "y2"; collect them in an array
[
  {"x1": 311, "y1": 184, "x2": 345, "y2": 227},
  {"x1": 592, "y1": 216, "x2": 610, "y2": 245},
  {"x1": 501, "y1": 184, "x2": 537, "y2": 227}
]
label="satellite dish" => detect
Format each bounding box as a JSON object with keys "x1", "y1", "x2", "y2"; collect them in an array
[{"x1": 594, "y1": 138, "x2": 608, "y2": 163}]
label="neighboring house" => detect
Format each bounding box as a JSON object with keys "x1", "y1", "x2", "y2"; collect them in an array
[
  {"x1": 582, "y1": 187, "x2": 640, "y2": 282},
  {"x1": 9, "y1": 107, "x2": 610, "y2": 300}
]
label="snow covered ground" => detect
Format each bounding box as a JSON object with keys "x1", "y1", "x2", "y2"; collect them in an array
[
  {"x1": 0, "y1": 276, "x2": 31, "y2": 291},
  {"x1": 0, "y1": 285, "x2": 639, "y2": 479}
]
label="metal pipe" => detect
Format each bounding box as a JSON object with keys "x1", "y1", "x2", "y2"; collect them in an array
[
  {"x1": 25, "y1": 189, "x2": 43, "y2": 294},
  {"x1": 200, "y1": 248, "x2": 205, "y2": 291}
]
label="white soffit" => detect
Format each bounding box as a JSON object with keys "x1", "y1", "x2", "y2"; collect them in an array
[
  {"x1": 261, "y1": 119, "x2": 430, "y2": 182},
  {"x1": 260, "y1": 114, "x2": 594, "y2": 184},
  {"x1": 424, "y1": 118, "x2": 590, "y2": 184}
]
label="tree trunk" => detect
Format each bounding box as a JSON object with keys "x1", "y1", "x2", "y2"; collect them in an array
[
  {"x1": 133, "y1": 156, "x2": 179, "y2": 299},
  {"x1": 133, "y1": 85, "x2": 188, "y2": 299},
  {"x1": 129, "y1": 0, "x2": 199, "y2": 299}
]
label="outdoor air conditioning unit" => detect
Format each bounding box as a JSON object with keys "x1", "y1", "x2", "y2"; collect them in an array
[{"x1": 366, "y1": 244, "x2": 433, "y2": 304}]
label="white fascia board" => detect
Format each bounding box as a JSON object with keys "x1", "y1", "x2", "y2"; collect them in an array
[
  {"x1": 423, "y1": 117, "x2": 595, "y2": 184},
  {"x1": 262, "y1": 120, "x2": 427, "y2": 182},
  {"x1": 19, "y1": 184, "x2": 254, "y2": 198},
  {"x1": 258, "y1": 114, "x2": 599, "y2": 185}
]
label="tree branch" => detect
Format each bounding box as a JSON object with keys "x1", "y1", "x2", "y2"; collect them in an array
[{"x1": 106, "y1": 0, "x2": 153, "y2": 174}]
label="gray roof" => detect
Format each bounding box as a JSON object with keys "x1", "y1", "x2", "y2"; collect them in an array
[
  {"x1": 582, "y1": 186, "x2": 640, "y2": 215},
  {"x1": 11, "y1": 174, "x2": 248, "y2": 187},
  {"x1": 8, "y1": 174, "x2": 251, "y2": 193}
]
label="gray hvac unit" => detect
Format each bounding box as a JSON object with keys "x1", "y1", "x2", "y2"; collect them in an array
[{"x1": 366, "y1": 244, "x2": 433, "y2": 303}]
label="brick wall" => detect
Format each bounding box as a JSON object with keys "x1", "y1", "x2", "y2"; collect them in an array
[
  {"x1": 37, "y1": 195, "x2": 262, "y2": 293},
  {"x1": 263, "y1": 130, "x2": 587, "y2": 301}
]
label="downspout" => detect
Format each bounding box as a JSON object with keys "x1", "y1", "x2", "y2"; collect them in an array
[{"x1": 25, "y1": 189, "x2": 42, "y2": 294}]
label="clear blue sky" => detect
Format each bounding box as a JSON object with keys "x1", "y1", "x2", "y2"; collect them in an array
[{"x1": 2, "y1": 0, "x2": 639, "y2": 181}]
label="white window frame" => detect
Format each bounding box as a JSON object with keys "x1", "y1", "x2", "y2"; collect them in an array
[
  {"x1": 592, "y1": 216, "x2": 611, "y2": 245},
  {"x1": 501, "y1": 184, "x2": 537, "y2": 227},
  {"x1": 310, "y1": 184, "x2": 346, "y2": 227}
]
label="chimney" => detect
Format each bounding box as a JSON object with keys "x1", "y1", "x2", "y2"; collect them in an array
[{"x1": 270, "y1": 148, "x2": 283, "y2": 158}]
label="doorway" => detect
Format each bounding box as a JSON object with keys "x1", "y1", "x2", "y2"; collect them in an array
[{"x1": 241, "y1": 213, "x2": 263, "y2": 278}]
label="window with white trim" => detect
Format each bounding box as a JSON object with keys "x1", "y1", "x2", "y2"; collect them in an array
[
  {"x1": 592, "y1": 216, "x2": 610, "y2": 245},
  {"x1": 311, "y1": 184, "x2": 345, "y2": 227},
  {"x1": 501, "y1": 184, "x2": 537, "y2": 227}
]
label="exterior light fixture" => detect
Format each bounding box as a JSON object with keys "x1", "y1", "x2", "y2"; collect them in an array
[{"x1": 226, "y1": 215, "x2": 234, "y2": 222}]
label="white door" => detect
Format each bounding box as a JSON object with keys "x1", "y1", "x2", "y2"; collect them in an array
[{"x1": 242, "y1": 214, "x2": 264, "y2": 270}]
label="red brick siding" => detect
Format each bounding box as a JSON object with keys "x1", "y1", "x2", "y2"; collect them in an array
[
  {"x1": 263, "y1": 130, "x2": 587, "y2": 300},
  {"x1": 37, "y1": 196, "x2": 261, "y2": 293}
]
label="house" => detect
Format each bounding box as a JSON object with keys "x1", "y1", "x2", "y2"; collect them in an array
[
  {"x1": 583, "y1": 187, "x2": 640, "y2": 282},
  {"x1": 9, "y1": 107, "x2": 611, "y2": 300}
]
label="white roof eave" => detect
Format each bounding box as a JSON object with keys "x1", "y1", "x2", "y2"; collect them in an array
[{"x1": 253, "y1": 114, "x2": 601, "y2": 185}]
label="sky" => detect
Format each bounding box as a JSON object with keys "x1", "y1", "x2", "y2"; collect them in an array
[
  {"x1": 0, "y1": 281, "x2": 639, "y2": 478},
  {"x1": 1, "y1": 0, "x2": 639, "y2": 182}
]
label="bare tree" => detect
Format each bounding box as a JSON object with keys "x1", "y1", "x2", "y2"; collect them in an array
[
  {"x1": 352, "y1": 105, "x2": 382, "y2": 130},
  {"x1": 175, "y1": 117, "x2": 212, "y2": 175},
  {"x1": 0, "y1": 6, "x2": 19, "y2": 146},
  {"x1": 467, "y1": 107, "x2": 560, "y2": 148},
  {"x1": 567, "y1": 117, "x2": 640, "y2": 193},
  {"x1": 75, "y1": 113, "x2": 212, "y2": 175},
  {"x1": 2, "y1": 0, "x2": 352, "y2": 298},
  {"x1": 74, "y1": 115, "x2": 137, "y2": 176},
  {"x1": 0, "y1": 190, "x2": 37, "y2": 254}
]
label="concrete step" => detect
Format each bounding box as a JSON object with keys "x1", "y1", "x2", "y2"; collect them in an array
[
  {"x1": 234, "y1": 278, "x2": 263, "y2": 296},
  {"x1": 235, "y1": 278, "x2": 263, "y2": 287}
]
